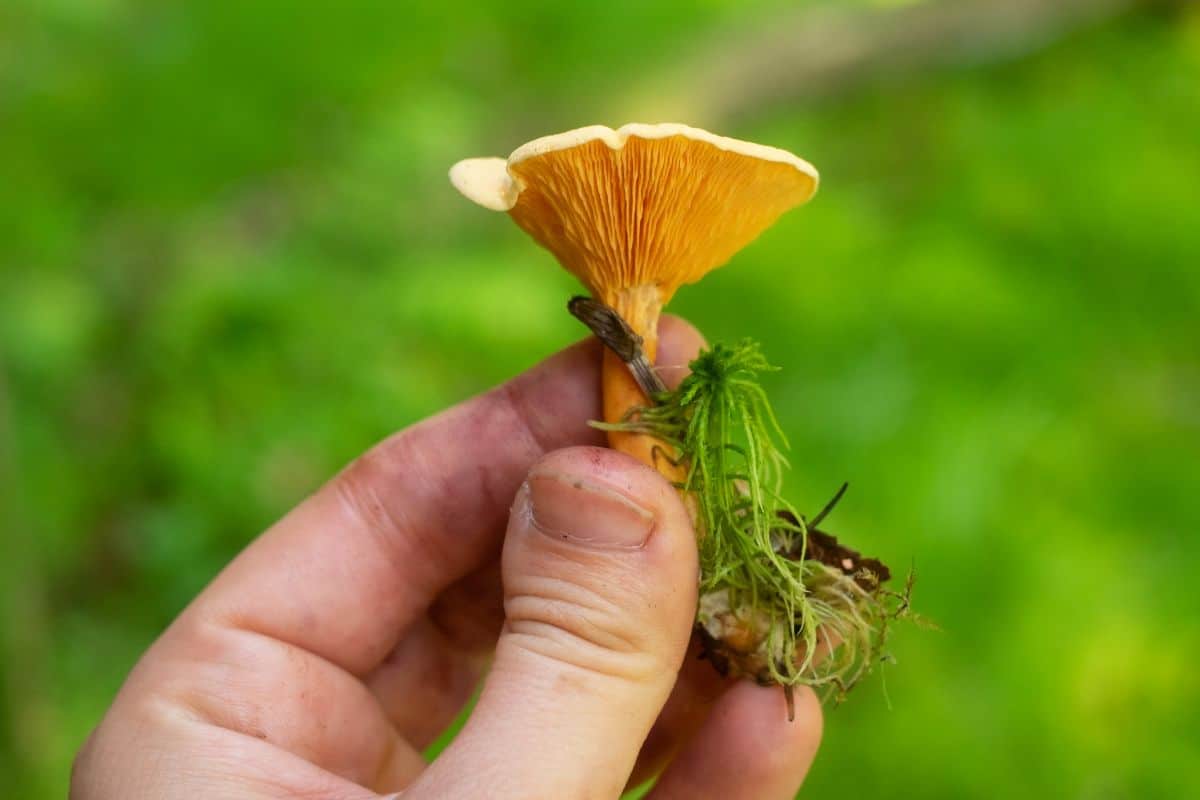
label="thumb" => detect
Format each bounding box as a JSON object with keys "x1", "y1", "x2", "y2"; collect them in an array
[{"x1": 408, "y1": 446, "x2": 699, "y2": 799}]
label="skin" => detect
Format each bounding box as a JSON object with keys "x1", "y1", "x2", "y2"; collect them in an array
[{"x1": 70, "y1": 316, "x2": 823, "y2": 800}]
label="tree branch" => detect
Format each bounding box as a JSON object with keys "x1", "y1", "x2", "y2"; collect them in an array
[{"x1": 617, "y1": 0, "x2": 1166, "y2": 126}]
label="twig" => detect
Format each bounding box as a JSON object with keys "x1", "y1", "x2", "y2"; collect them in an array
[{"x1": 567, "y1": 296, "x2": 668, "y2": 397}]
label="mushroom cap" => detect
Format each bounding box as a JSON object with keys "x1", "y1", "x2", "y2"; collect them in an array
[{"x1": 449, "y1": 123, "x2": 818, "y2": 303}]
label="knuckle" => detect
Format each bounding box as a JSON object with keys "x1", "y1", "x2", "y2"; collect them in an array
[
  {"x1": 333, "y1": 438, "x2": 450, "y2": 581},
  {"x1": 502, "y1": 573, "x2": 667, "y2": 685}
]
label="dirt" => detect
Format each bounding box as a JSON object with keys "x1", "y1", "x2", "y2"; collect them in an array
[
  {"x1": 695, "y1": 500, "x2": 893, "y2": 691},
  {"x1": 776, "y1": 508, "x2": 891, "y2": 590}
]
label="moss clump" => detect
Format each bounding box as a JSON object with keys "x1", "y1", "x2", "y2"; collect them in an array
[{"x1": 597, "y1": 340, "x2": 912, "y2": 703}]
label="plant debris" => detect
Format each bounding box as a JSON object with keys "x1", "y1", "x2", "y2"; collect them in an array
[{"x1": 573, "y1": 296, "x2": 914, "y2": 715}]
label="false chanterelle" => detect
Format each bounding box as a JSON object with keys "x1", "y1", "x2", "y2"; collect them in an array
[{"x1": 451, "y1": 123, "x2": 910, "y2": 715}]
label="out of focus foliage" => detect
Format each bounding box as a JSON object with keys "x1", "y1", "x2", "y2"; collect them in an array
[{"x1": 2, "y1": 1, "x2": 1199, "y2": 797}]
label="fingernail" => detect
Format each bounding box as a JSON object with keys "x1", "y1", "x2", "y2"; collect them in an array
[{"x1": 527, "y1": 471, "x2": 655, "y2": 549}]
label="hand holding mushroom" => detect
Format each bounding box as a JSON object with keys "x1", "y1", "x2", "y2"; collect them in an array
[
  {"x1": 70, "y1": 123, "x2": 911, "y2": 800},
  {"x1": 70, "y1": 316, "x2": 829, "y2": 800}
]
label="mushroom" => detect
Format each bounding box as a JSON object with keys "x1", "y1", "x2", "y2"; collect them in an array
[
  {"x1": 449, "y1": 125, "x2": 911, "y2": 709},
  {"x1": 449, "y1": 123, "x2": 818, "y2": 471}
]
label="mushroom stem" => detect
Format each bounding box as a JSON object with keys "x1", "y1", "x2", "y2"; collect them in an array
[{"x1": 600, "y1": 285, "x2": 687, "y2": 483}]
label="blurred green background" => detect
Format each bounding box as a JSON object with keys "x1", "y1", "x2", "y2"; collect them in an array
[{"x1": 3, "y1": 0, "x2": 1199, "y2": 797}]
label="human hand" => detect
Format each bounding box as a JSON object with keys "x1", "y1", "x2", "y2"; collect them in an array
[{"x1": 70, "y1": 317, "x2": 822, "y2": 800}]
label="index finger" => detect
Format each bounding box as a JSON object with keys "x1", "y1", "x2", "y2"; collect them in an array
[{"x1": 180, "y1": 316, "x2": 703, "y2": 677}]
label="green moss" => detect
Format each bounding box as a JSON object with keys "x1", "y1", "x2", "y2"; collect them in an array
[{"x1": 597, "y1": 340, "x2": 912, "y2": 698}]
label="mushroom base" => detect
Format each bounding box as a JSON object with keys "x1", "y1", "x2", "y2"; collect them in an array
[{"x1": 695, "y1": 515, "x2": 912, "y2": 713}]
